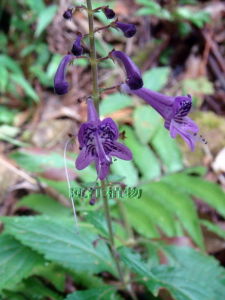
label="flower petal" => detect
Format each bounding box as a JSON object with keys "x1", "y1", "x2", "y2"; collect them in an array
[
  {"x1": 95, "y1": 160, "x2": 110, "y2": 180},
  {"x1": 99, "y1": 118, "x2": 119, "y2": 140},
  {"x1": 169, "y1": 118, "x2": 198, "y2": 151},
  {"x1": 109, "y1": 141, "x2": 133, "y2": 160},
  {"x1": 77, "y1": 122, "x2": 95, "y2": 147},
  {"x1": 75, "y1": 147, "x2": 95, "y2": 170}
]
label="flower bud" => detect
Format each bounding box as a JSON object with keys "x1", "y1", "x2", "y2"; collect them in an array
[
  {"x1": 54, "y1": 54, "x2": 74, "y2": 95},
  {"x1": 63, "y1": 8, "x2": 73, "y2": 20},
  {"x1": 71, "y1": 34, "x2": 83, "y2": 56},
  {"x1": 111, "y1": 50, "x2": 143, "y2": 90},
  {"x1": 115, "y1": 21, "x2": 136, "y2": 38},
  {"x1": 103, "y1": 6, "x2": 116, "y2": 19}
]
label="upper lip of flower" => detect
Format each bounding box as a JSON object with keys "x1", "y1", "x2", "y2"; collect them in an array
[{"x1": 110, "y1": 50, "x2": 143, "y2": 90}]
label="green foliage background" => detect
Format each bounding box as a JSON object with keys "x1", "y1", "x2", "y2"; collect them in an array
[{"x1": 1, "y1": 0, "x2": 225, "y2": 299}]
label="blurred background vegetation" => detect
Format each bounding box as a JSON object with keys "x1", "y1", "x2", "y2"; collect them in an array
[{"x1": 1, "y1": 0, "x2": 225, "y2": 299}]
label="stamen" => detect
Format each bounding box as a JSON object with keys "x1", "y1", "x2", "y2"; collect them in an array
[{"x1": 193, "y1": 133, "x2": 208, "y2": 145}]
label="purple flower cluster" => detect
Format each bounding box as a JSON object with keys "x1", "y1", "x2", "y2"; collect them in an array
[{"x1": 55, "y1": 4, "x2": 199, "y2": 181}]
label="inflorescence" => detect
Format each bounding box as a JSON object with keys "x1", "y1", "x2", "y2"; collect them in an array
[{"x1": 55, "y1": 4, "x2": 201, "y2": 181}]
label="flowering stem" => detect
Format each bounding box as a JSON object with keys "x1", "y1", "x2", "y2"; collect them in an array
[
  {"x1": 101, "y1": 181, "x2": 124, "y2": 280},
  {"x1": 86, "y1": 2, "x2": 137, "y2": 298},
  {"x1": 86, "y1": 0, "x2": 100, "y2": 110}
]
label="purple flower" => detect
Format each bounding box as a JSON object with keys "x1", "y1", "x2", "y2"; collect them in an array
[
  {"x1": 115, "y1": 21, "x2": 136, "y2": 38},
  {"x1": 103, "y1": 6, "x2": 115, "y2": 19},
  {"x1": 71, "y1": 34, "x2": 83, "y2": 56},
  {"x1": 110, "y1": 50, "x2": 143, "y2": 90},
  {"x1": 121, "y1": 84, "x2": 199, "y2": 151},
  {"x1": 75, "y1": 98, "x2": 132, "y2": 180},
  {"x1": 63, "y1": 8, "x2": 73, "y2": 20},
  {"x1": 54, "y1": 54, "x2": 74, "y2": 95}
]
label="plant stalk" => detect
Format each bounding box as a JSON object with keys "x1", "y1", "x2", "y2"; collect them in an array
[
  {"x1": 86, "y1": 0, "x2": 100, "y2": 110},
  {"x1": 86, "y1": 2, "x2": 137, "y2": 298}
]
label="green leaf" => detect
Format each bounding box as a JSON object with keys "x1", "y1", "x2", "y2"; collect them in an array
[
  {"x1": 151, "y1": 126, "x2": 183, "y2": 173},
  {"x1": 100, "y1": 93, "x2": 133, "y2": 116},
  {"x1": 124, "y1": 190, "x2": 180, "y2": 238},
  {"x1": 35, "y1": 5, "x2": 58, "y2": 37},
  {"x1": 141, "y1": 182, "x2": 204, "y2": 248},
  {"x1": 11, "y1": 73, "x2": 39, "y2": 101},
  {"x1": 163, "y1": 174, "x2": 225, "y2": 218},
  {"x1": 33, "y1": 263, "x2": 66, "y2": 292},
  {"x1": 134, "y1": 105, "x2": 161, "y2": 144},
  {"x1": 120, "y1": 246, "x2": 225, "y2": 300},
  {"x1": 2, "y1": 216, "x2": 115, "y2": 275},
  {"x1": 0, "y1": 235, "x2": 43, "y2": 291},
  {"x1": 0, "y1": 66, "x2": 9, "y2": 92},
  {"x1": 17, "y1": 193, "x2": 71, "y2": 217},
  {"x1": 111, "y1": 159, "x2": 138, "y2": 187},
  {"x1": 143, "y1": 67, "x2": 170, "y2": 91},
  {"x1": 201, "y1": 219, "x2": 225, "y2": 240},
  {"x1": 0, "y1": 106, "x2": 16, "y2": 125},
  {"x1": 124, "y1": 199, "x2": 159, "y2": 238},
  {"x1": 0, "y1": 55, "x2": 22, "y2": 74},
  {"x1": 65, "y1": 287, "x2": 119, "y2": 300},
  {"x1": 84, "y1": 211, "x2": 109, "y2": 238},
  {"x1": 15, "y1": 277, "x2": 63, "y2": 300},
  {"x1": 121, "y1": 126, "x2": 161, "y2": 180},
  {"x1": 181, "y1": 77, "x2": 214, "y2": 96}
]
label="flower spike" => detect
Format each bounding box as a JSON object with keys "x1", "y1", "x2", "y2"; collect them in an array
[
  {"x1": 115, "y1": 21, "x2": 136, "y2": 38},
  {"x1": 71, "y1": 33, "x2": 83, "y2": 56},
  {"x1": 121, "y1": 84, "x2": 199, "y2": 151},
  {"x1": 54, "y1": 54, "x2": 74, "y2": 95},
  {"x1": 110, "y1": 50, "x2": 143, "y2": 90},
  {"x1": 75, "y1": 98, "x2": 132, "y2": 180}
]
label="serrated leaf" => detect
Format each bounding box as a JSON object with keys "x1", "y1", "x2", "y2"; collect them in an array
[
  {"x1": 124, "y1": 190, "x2": 179, "y2": 238},
  {"x1": 35, "y1": 5, "x2": 58, "y2": 37},
  {"x1": 141, "y1": 182, "x2": 204, "y2": 248},
  {"x1": 151, "y1": 126, "x2": 183, "y2": 173},
  {"x1": 111, "y1": 159, "x2": 138, "y2": 187},
  {"x1": 201, "y1": 219, "x2": 225, "y2": 240},
  {"x1": 120, "y1": 246, "x2": 225, "y2": 300},
  {"x1": 2, "y1": 216, "x2": 115, "y2": 275},
  {"x1": 100, "y1": 93, "x2": 133, "y2": 116},
  {"x1": 65, "y1": 287, "x2": 119, "y2": 300},
  {"x1": 0, "y1": 235, "x2": 43, "y2": 291},
  {"x1": 17, "y1": 193, "x2": 71, "y2": 217},
  {"x1": 134, "y1": 105, "x2": 161, "y2": 144},
  {"x1": 121, "y1": 125, "x2": 161, "y2": 180},
  {"x1": 143, "y1": 67, "x2": 170, "y2": 91},
  {"x1": 16, "y1": 277, "x2": 63, "y2": 300},
  {"x1": 124, "y1": 200, "x2": 159, "y2": 238},
  {"x1": 162, "y1": 174, "x2": 225, "y2": 218}
]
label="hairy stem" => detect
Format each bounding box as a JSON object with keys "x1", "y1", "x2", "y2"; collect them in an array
[
  {"x1": 86, "y1": 2, "x2": 137, "y2": 299},
  {"x1": 101, "y1": 180, "x2": 125, "y2": 283},
  {"x1": 86, "y1": 0, "x2": 100, "y2": 110}
]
